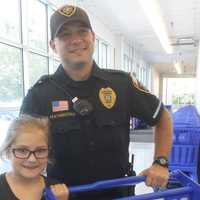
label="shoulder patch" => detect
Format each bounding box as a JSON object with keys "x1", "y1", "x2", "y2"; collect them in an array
[
  {"x1": 95, "y1": 68, "x2": 129, "y2": 81},
  {"x1": 130, "y1": 74, "x2": 150, "y2": 94}
]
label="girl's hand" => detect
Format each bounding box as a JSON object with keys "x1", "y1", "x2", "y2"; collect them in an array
[{"x1": 50, "y1": 184, "x2": 69, "y2": 200}]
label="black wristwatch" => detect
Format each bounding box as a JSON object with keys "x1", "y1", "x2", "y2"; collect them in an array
[{"x1": 153, "y1": 156, "x2": 168, "y2": 168}]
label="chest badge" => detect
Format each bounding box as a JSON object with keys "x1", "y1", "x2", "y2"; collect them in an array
[{"x1": 99, "y1": 87, "x2": 116, "y2": 109}]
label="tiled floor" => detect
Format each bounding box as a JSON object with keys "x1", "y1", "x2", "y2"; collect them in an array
[{"x1": 129, "y1": 142, "x2": 154, "y2": 195}]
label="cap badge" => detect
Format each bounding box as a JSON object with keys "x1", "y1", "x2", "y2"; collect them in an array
[
  {"x1": 58, "y1": 5, "x2": 76, "y2": 17},
  {"x1": 99, "y1": 87, "x2": 116, "y2": 109}
]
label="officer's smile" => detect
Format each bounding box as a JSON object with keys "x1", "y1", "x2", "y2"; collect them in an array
[{"x1": 69, "y1": 47, "x2": 87, "y2": 54}]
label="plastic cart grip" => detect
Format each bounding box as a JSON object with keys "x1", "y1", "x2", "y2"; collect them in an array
[{"x1": 69, "y1": 175, "x2": 145, "y2": 193}]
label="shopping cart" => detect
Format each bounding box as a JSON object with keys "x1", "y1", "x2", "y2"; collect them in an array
[
  {"x1": 44, "y1": 170, "x2": 200, "y2": 200},
  {"x1": 169, "y1": 126, "x2": 200, "y2": 182}
]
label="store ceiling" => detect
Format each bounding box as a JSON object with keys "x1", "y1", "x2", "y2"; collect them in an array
[{"x1": 82, "y1": 0, "x2": 200, "y2": 77}]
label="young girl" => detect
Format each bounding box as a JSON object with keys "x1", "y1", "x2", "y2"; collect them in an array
[{"x1": 0, "y1": 115, "x2": 69, "y2": 200}]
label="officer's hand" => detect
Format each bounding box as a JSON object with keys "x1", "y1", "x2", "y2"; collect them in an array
[
  {"x1": 50, "y1": 183, "x2": 69, "y2": 200},
  {"x1": 139, "y1": 164, "x2": 169, "y2": 188}
]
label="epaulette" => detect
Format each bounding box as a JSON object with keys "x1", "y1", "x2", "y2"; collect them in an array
[
  {"x1": 101, "y1": 68, "x2": 129, "y2": 77},
  {"x1": 33, "y1": 74, "x2": 52, "y2": 87}
]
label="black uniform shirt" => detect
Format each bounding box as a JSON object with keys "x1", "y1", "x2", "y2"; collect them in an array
[{"x1": 20, "y1": 62, "x2": 163, "y2": 186}]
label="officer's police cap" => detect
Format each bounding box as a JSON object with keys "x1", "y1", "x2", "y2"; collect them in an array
[{"x1": 50, "y1": 4, "x2": 92, "y2": 39}]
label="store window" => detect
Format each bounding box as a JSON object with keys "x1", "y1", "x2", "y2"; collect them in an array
[
  {"x1": 28, "y1": 0, "x2": 47, "y2": 52},
  {"x1": 101, "y1": 42, "x2": 108, "y2": 68},
  {"x1": 28, "y1": 53, "x2": 48, "y2": 87},
  {"x1": 0, "y1": 0, "x2": 21, "y2": 43},
  {"x1": 163, "y1": 78, "x2": 196, "y2": 111},
  {"x1": 94, "y1": 38, "x2": 99, "y2": 65},
  {"x1": 0, "y1": 43, "x2": 23, "y2": 107},
  {"x1": 49, "y1": 58, "x2": 60, "y2": 73}
]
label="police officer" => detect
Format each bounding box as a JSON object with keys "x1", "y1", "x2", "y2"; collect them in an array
[{"x1": 20, "y1": 4, "x2": 173, "y2": 199}]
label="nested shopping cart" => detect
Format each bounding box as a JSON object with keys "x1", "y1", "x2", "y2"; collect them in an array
[
  {"x1": 169, "y1": 126, "x2": 200, "y2": 182},
  {"x1": 44, "y1": 170, "x2": 200, "y2": 200}
]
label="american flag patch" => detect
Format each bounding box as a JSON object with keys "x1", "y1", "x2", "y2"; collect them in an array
[{"x1": 52, "y1": 100, "x2": 69, "y2": 112}]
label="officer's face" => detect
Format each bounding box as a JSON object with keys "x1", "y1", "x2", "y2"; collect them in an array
[{"x1": 50, "y1": 21, "x2": 95, "y2": 70}]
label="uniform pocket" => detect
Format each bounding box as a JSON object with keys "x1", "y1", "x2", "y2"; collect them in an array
[
  {"x1": 50, "y1": 117, "x2": 82, "y2": 158},
  {"x1": 94, "y1": 110, "x2": 129, "y2": 152},
  {"x1": 51, "y1": 117, "x2": 81, "y2": 133}
]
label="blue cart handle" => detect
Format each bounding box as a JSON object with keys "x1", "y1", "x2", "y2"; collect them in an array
[
  {"x1": 69, "y1": 176, "x2": 145, "y2": 193},
  {"x1": 44, "y1": 176, "x2": 145, "y2": 200},
  {"x1": 44, "y1": 188, "x2": 58, "y2": 200},
  {"x1": 44, "y1": 173, "x2": 180, "y2": 196}
]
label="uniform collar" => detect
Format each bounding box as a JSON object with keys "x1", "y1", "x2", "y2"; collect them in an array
[
  {"x1": 53, "y1": 61, "x2": 109, "y2": 85},
  {"x1": 53, "y1": 64, "x2": 72, "y2": 85},
  {"x1": 91, "y1": 62, "x2": 109, "y2": 81}
]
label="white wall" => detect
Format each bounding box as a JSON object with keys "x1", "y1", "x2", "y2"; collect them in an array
[
  {"x1": 87, "y1": 10, "x2": 117, "y2": 69},
  {"x1": 195, "y1": 44, "x2": 200, "y2": 113},
  {"x1": 151, "y1": 67, "x2": 160, "y2": 97},
  {"x1": 89, "y1": 14, "x2": 116, "y2": 45},
  {"x1": 114, "y1": 34, "x2": 124, "y2": 70}
]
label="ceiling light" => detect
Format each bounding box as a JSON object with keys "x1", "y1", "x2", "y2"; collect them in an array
[
  {"x1": 171, "y1": 37, "x2": 198, "y2": 47},
  {"x1": 138, "y1": 0, "x2": 173, "y2": 54}
]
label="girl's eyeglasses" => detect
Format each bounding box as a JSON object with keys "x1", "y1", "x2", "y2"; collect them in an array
[{"x1": 12, "y1": 148, "x2": 49, "y2": 159}]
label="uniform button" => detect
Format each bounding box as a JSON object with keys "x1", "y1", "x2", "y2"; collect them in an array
[
  {"x1": 110, "y1": 120, "x2": 116, "y2": 126},
  {"x1": 85, "y1": 120, "x2": 91, "y2": 125},
  {"x1": 89, "y1": 159, "x2": 95, "y2": 167},
  {"x1": 89, "y1": 141, "x2": 95, "y2": 151}
]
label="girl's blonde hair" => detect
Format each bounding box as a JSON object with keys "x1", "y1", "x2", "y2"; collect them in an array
[{"x1": 0, "y1": 114, "x2": 50, "y2": 160}]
